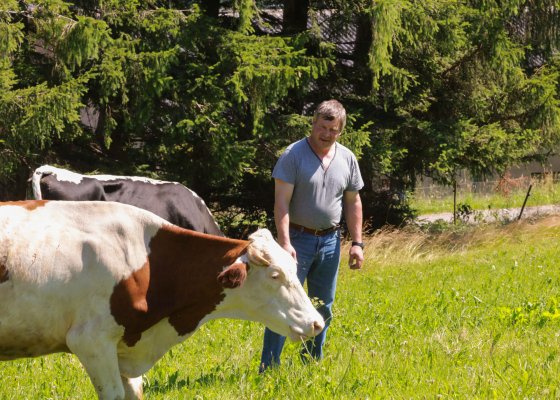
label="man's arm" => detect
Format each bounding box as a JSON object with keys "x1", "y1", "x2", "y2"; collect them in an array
[
  {"x1": 274, "y1": 178, "x2": 297, "y2": 260},
  {"x1": 343, "y1": 191, "x2": 364, "y2": 270}
]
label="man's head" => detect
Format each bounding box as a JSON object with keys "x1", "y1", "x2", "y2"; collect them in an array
[
  {"x1": 313, "y1": 99, "x2": 347, "y2": 134},
  {"x1": 310, "y1": 100, "x2": 347, "y2": 151}
]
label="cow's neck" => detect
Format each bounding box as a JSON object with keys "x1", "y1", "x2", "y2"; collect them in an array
[{"x1": 110, "y1": 225, "x2": 249, "y2": 346}]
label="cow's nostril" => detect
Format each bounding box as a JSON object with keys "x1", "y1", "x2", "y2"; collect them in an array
[{"x1": 313, "y1": 320, "x2": 324, "y2": 333}]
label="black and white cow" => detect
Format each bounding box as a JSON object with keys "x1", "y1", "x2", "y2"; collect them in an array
[{"x1": 32, "y1": 165, "x2": 223, "y2": 236}]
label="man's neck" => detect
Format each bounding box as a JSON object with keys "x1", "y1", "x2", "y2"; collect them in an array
[{"x1": 306, "y1": 138, "x2": 336, "y2": 159}]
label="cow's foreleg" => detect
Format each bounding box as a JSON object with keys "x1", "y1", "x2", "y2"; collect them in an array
[
  {"x1": 66, "y1": 327, "x2": 124, "y2": 400},
  {"x1": 121, "y1": 375, "x2": 143, "y2": 400}
]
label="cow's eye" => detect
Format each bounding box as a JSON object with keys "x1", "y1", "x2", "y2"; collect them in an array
[{"x1": 271, "y1": 272, "x2": 280, "y2": 280}]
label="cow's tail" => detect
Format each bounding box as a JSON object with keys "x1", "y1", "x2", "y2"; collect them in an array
[{"x1": 31, "y1": 165, "x2": 54, "y2": 200}]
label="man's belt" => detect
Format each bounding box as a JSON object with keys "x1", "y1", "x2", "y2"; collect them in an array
[{"x1": 289, "y1": 222, "x2": 340, "y2": 236}]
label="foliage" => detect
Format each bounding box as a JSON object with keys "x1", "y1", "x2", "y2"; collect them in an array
[
  {"x1": 1, "y1": 0, "x2": 560, "y2": 231},
  {"x1": 362, "y1": 0, "x2": 560, "y2": 193}
]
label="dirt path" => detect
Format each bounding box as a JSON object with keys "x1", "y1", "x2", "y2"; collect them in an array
[{"x1": 417, "y1": 204, "x2": 560, "y2": 224}]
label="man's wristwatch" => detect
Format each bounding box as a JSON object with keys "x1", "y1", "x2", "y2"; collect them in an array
[{"x1": 351, "y1": 241, "x2": 364, "y2": 249}]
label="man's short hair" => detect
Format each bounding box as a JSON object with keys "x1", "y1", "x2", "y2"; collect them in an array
[{"x1": 313, "y1": 99, "x2": 347, "y2": 133}]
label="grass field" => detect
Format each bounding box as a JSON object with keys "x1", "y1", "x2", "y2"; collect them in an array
[
  {"x1": 2, "y1": 216, "x2": 560, "y2": 399},
  {"x1": 412, "y1": 178, "x2": 560, "y2": 215}
]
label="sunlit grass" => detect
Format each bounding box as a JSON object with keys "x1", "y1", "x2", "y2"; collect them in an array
[
  {"x1": 2, "y1": 216, "x2": 560, "y2": 399},
  {"x1": 412, "y1": 177, "x2": 560, "y2": 215}
]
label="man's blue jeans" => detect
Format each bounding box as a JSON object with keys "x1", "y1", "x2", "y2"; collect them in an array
[{"x1": 259, "y1": 227, "x2": 341, "y2": 371}]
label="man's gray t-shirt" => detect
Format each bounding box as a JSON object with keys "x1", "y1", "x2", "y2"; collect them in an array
[{"x1": 273, "y1": 138, "x2": 364, "y2": 230}]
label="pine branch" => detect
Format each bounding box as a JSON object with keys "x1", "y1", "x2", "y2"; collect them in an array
[
  {"x1": 0, "y1": 8, "x2": 77, "y2": 25},
  {"x1": 441, "y1": 43, "x2": 484, "y2": 77}
]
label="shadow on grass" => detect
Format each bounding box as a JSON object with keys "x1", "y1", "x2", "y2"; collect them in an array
[{"x1": 144, "y1": 367, "x2": 227, "y2": 395}]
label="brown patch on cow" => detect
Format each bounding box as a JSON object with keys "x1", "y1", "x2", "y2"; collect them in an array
[
  {"x1": 0, "y1": 264, "x2": 9, "y2": 283},
  {"x1": 110, "y1": 225, "x2": 250, "y2": 346},
  {"x1": 0, "y1": 200, "x2": 48, "y2": 211}
]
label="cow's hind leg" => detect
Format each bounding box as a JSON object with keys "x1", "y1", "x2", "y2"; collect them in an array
[
  {"x1": 121, "y1": 375, "x2": 143, "y2": 400},
  {"x1": 66, "y1": 328, "x2": 124, "y2": 400}
]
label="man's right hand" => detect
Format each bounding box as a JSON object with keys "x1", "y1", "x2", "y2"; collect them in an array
[{"x1": 281, "y1": 242, "x2": 297, "y2": 262}]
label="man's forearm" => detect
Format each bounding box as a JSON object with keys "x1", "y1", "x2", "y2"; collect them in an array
[
  {"x1": 344, "y1": 195, "x2": 363, "y2": 243},
  {"x1": 274, "y1": 205, "x2": 291, "y2": 246},
  {"x1": 346, "y1": 213, "x2": 362, "y2": 243}
]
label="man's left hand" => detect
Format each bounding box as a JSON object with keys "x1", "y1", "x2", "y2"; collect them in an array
[{"x1": 348, "y1": 246, "x2": 364, "y2": 270}]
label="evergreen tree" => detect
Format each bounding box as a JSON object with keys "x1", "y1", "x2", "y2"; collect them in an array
[
  {"x1": 1, "y1": 0, "x2": 559, "y2": 232},
  {"x1": 365, "y1": 0, "x2": 560, "y2": 189}
]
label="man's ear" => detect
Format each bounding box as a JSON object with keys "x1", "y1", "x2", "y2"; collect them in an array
[
  {"x1": 247, "y1": 246, "x2": 271, "y2": 267},
  {"x1": 217, "y1": 262, "x2": 248, "y2": 288}
]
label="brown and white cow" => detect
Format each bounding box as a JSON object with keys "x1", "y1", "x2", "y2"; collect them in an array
[
  {"x1": 32, "y1": 165, "x2": 223, "y2": 236},
  {"x1": 0, "y1": 201, "x2": 324, "y2": 400}
]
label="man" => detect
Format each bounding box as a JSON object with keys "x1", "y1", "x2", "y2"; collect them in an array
[{"x1": 260, "y1": 99, "x2": 364, "y2": 372}]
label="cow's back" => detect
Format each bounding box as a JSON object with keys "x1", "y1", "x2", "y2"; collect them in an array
[
  {"x1": 32, "y1": 166, "x2": 223, "y2": 236},
  {"x1": 100, "y1": 180, "x2": 222, "y2": 235},
  {"x1": 39, "y1": 173, "x2": 106, "y2": 200}
]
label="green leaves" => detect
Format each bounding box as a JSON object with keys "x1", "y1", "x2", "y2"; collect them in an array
[
  {"x1": 363, "y1": 0, "x2": 560, "y2": 193},
  {"x1": 223, "y1": 31, "x2": 332, "y2": 132},
  {"x1": 56, "y1": 16, "x2": 110, "y2": 75},
  {"x1": 0, "y1": 0, "x2": 559, "y2": 228},
  {"x1": 0, "y1": 5, "x2": 24, "y2": 92},
  {"x1": 1, "y1": 76, "x2": 88, "y2": 145},
  {"x1": 338, "y1": 116, "x2": 372, "y2": 160},
  {"x1": 369, "y1": 0, "x2": 411, "y2": 93}
]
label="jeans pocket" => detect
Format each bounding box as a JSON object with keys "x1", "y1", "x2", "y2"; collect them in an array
[{"x1": 289, "y1": 227, "x2": 302, "y2": 240}]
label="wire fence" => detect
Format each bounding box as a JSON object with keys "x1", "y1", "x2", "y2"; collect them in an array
[{"x1": 415, "y1": 173, "x2": 560, "y2": 200}]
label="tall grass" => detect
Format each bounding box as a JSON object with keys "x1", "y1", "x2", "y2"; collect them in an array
[
  {"x1": 2, "y1": 216, "x2": 560, "y2": 398},
  {"x1": 413, "y1": 176, "x2": 560, "y2": 215}
]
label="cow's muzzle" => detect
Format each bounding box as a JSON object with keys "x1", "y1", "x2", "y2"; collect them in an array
[{"x1": 288, "y1": 318, "x2": 325, "y2": 342}]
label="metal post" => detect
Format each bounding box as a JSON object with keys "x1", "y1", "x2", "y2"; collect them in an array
[
  {"x1": 453, "y1": 180, "x2": 457, "y2": 225},
  {"x1": 517, "y1": 184, "x2": 533, "y2": 221}
]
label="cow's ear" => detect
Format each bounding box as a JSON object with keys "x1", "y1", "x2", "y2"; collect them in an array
[
  {"x1": 218, "y1": 262, "x2": 248, "y2": 288},
  {"x1": 247, "y1": 246, "x2": 271, "y2": 267}
]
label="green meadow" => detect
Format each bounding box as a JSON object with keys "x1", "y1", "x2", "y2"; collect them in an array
[
  {"x1": 412, "y1": 178, "x2": 560, "y2": 215},
  {"x1": 2, "y1": 216, "x2": 560, "y2": 399}
]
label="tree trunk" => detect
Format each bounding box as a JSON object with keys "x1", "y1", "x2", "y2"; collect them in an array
[
  {"x1": 201, "y1": 0, "x2": 220, "y2": 19},
  {"x1": 281, "y1": 0, "x2": 309, "y2": 112},
  {"x1": 353, "y1": 13, "x2": 374, "y2": 96},
  {"x1": 283, "y1": 0, "x2": 309, "y2": 34}
]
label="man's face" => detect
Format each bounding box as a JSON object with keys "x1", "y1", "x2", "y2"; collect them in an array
[{"x1": 309, "y1": 116, "x2": 341, "y2": 150}]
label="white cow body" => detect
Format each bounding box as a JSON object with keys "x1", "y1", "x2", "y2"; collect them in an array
[{"x1": 0, "y1": 201, "x2": 324, "y2": 399}]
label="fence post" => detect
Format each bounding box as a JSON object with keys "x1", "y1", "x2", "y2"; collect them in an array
[
  {"x1": 517, "y1": 184, "x2": 533, "y2": 220},
  {"x1": 453, "y1": 180, "x2": 457, "y2": 225}
]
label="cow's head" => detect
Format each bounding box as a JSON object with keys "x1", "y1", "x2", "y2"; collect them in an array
[{"x1": 217, "y1": 229, "x2": 324, "y2": 341}]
